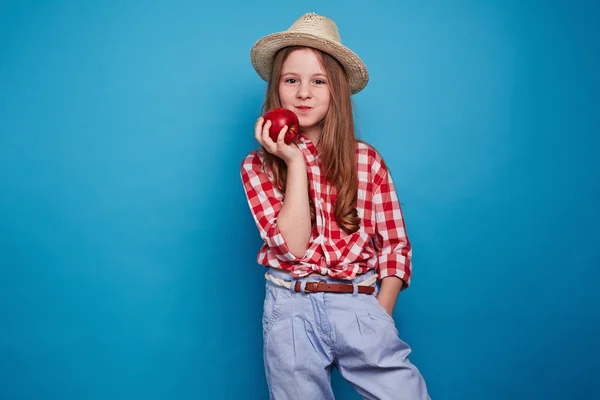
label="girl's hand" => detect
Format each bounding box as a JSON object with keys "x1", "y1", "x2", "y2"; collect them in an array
[{"x1": 255, "y1": 117, "x2": 303, "y2": 165}]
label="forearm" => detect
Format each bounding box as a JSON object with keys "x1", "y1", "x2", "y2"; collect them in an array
[
  {"x1": 276, "y1": 158, "x2": 312, "y2": 258},
  {"x1": 377, "y1": 276, "x2": 405, "y2": 316}
]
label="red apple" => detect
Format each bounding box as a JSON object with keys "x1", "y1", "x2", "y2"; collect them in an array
[{"x1": 263, "y1": 108, "x2": 299, "y2": 145}]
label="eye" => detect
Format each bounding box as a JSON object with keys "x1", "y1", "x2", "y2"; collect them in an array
[
  {"x1": 314, "y1": 79, "x2": 327, "y2": 85},
  {"x1": 284, "y1": 78, "x2": 298, "y2": 84}
]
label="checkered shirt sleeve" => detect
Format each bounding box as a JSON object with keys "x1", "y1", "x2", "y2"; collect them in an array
[
  {"x1": 371, "y1": 157, "x2": 413, "y2": 288},
  {"x1": 240, "y1": 151, "x2": 305, "y2": 263}
]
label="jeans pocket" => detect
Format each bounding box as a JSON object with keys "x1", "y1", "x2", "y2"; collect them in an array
[
  {"x1": 368, "y1": 295, "x2": 395, "y2": 324},
  {"x1": 262, "y1": 283, "x2": 284, "y2": 336}
]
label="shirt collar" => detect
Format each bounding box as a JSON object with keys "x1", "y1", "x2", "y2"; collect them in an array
[{"x1": 298, "y1": 134, "x2": 319, "y2": 158}]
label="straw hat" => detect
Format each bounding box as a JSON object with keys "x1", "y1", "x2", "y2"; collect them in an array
[{"x1": 250, "y1": 12, "x2": 369, "y2": 94}]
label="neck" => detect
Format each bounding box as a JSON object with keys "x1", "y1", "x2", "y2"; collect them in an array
[{"x1": 300, "y1": 125, "x2": 322, "y2": 146}]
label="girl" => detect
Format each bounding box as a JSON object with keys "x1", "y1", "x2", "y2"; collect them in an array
[{"x1": 240, "y1": 12, "x2": 431, "y2": 400}]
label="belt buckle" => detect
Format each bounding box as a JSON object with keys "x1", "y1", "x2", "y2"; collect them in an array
[
  {"x1": 318, "y1": 279, "x2": 330, "y2": 293},
  {"x1": 305, "y1": 279, "x2": 327, "y2": 293},
  {"x1": 318, "y1": 279, "x2": 328, "y2": 292}
]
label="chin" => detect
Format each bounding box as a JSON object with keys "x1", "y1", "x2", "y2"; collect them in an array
[{"x1": 299, "y1": 117, "x2": 319, "y2": 128}]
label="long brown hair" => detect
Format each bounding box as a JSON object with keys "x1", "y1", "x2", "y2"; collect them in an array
[{"x1": 261, "y1": 46, "x2": 360, "y2": 233}]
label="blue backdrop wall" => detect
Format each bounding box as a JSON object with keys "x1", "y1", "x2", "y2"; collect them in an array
[{"x1": 1, "y1": 0, "x2": 598, "y2": 399}]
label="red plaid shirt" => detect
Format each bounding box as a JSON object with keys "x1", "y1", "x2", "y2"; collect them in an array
[{"x1": 240, "y1": 135, "x2": 412, "y2": 286}]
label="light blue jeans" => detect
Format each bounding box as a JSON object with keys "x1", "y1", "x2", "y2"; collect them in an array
[{"x1": 263, "y1": 268, "x2": 431, "y2": 400}]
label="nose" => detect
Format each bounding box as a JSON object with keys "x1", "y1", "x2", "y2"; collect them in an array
[{"x1": 296, "y1": 81, "x2": 312, "y2": 100}]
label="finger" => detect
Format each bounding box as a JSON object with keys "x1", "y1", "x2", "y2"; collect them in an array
[
  {"x1": 254, "y1": 117, "x2": 264, "y2": 142},
  {"x1": 276, "y1": 125, "x2": 289, "y2": 145},
  {"x1": 262, "y1": 120, "x2": 273, "y2": 144}
]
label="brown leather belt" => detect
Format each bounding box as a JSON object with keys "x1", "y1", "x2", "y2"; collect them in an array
[{"x1": 293, "y1": 281, "x2": 375, "y2": 295}]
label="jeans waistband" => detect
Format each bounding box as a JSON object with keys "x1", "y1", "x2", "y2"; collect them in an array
[{"x1": 267, "y1": 267, "x2": 377, "y2": 286}]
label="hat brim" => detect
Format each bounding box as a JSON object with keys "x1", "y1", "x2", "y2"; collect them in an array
[{"x1": 251, "y1": 32, "x2": 369, "y2": 94}]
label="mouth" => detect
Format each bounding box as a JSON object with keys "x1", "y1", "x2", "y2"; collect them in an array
[{"x1": 296, "y1": 106, "x2": 312, "y2": 112}]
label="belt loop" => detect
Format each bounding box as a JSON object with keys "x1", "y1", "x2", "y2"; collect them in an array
[
  {"x1": 289, "y1": 279, "x2": 298, "y2": 293},
  {"x1": 300, "y1": 280, "x2": 308, "y2": 293},
  {"x1": 352, "y1": 281, "x2": 358, "y2": 297}
]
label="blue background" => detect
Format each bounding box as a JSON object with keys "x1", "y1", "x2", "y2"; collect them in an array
[{"x1": 1, "y1": 0, "x2": 598, "y2": 399}]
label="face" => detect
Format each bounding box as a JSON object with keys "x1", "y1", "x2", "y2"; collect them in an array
[{"x1": 278, "y1": 48, "x2": 331, "y2": 138}]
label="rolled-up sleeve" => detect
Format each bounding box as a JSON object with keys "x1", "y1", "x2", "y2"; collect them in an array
[
  {"x1": 240, "y1": 152, "x2": 304, "y2": 263},
  {"x1": 372, "y1": 163, "x2": 413, "y2": 289}
]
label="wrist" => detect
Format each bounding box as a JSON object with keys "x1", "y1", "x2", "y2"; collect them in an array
[
  {"x1": 285, "y1": 153, "x2": 306, "y2": 168},
  {"x1": 376, "y1": 293, "x2": 395, "y2": 316}
]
